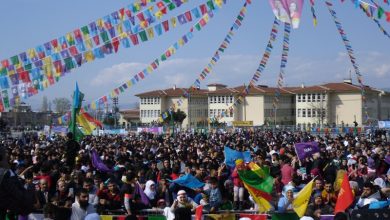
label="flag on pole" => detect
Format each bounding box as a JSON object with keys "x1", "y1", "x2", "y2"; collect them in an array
[
  {"x1": 334, "y1": 173, "x2": 354, "y2": 213},
  {"x1": 292, "y1": 178, "x2": 315, "y2": 217},
  {"x1": 294, "y1": 142, "x2": 320, "y2": 161}
]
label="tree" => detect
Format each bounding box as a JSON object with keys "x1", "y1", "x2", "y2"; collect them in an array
[
  {"x1": 41, "y1": 96, "x2": 49, "y2": 112},
  {"x1": 52, "y1": 98, "x2": 71, "y2": 115},
  {"x1": 160, "y1": 109, "x2": 187, "y2": 126},
  {"x1": 307, "y1": 93, "x2": 328, "y2": 127}
]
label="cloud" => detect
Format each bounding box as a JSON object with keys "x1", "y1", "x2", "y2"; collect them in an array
[
  {"x1": 373, "y1": 64, "x2": 390, "y2": 77},
  {"x1": 91, "y1": 62, "x2": 147, "y2": 86}
]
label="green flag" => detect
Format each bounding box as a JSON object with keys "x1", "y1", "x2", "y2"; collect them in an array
[
  {"x1": 147, "y1": 215, "x2": 166, "y2": 220},
  {"x1": 100, "y1": 31, "x2": 110, "y2": 43},
  {"x1": 378, "y1": 7, "x2": 384, "y2": 19},
  {"x1": 139, "y1": 30, "x2": 148, "y2": 42},
  {"x1": 207, "y1": 0, "x2": 215, "y2": 10},
  {"x1": 238, "y1": 168, "x2": 274, "y2": 193},
  {"x1": 69, "y1": 82, "x2": 85, "y2": 141},
  {"x1": 271, "y1": 213, "x2": 299, "y2": 220}
]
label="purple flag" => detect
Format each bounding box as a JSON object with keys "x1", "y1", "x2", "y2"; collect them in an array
[
  {"x1": 91, "y1": 149, "x2": 113, "y2": 173},
  {"x1": 320, "y1": 215, "x2": 334, "y2": 220},
  {"x1": 133, "y1": 183, "x2": 150, "y2": 206},
  {"x1": 294, "y1": 142, "x2": 319, "y2": 161}
]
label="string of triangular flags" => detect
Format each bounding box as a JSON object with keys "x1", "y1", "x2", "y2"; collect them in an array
[
  {"x1": 157, "y1": 0, "x2": 252, "y2": 122},
  {"x1": 325, "y1": 1, "x2": 369, "y2": 121},
  {"x1": 357, "y1": 0, "x2": 390, "y2": 39},
  {"x1": 271, "y1": 22, "x2": 291, "y2": 118},
  {"x1": 347, "y1": 0, "x2": 390, "y2": 22},
  {"x1": 0, "y1": 0, "x2": 167, "y2": 78},
  {"x1": 0, "y1": 0, "x2": 221, "y2": 111},
  {"x1": 57, "y1": 0, "x2": 227, "y2": 124},
  {"x1": 309, "y1": 0, "x2": 318, "y2": 26},
  {"x1": 212, "y1": 18, "x2": 280, "y2": 122}
]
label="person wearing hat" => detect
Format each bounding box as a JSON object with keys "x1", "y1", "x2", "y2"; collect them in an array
[
  {"x1": 170, "y1": 190, "x2": 198, "y2": 213},
  {"x1": 304, "y1": 192, "x2": 333, "y2": 220}
]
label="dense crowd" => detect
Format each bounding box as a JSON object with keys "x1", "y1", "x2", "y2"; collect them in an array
[{"x1": 0, "y1": 129, "x2": 389, "y2": 220}]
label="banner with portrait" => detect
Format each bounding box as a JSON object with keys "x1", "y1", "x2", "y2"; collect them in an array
[{"x1": 269, "y1": 0, "x2": 304, "y2": 29}]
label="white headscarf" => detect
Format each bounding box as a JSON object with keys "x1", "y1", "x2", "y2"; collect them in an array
[{"x1": 144, "y1": 180, "x2": 156, "y2": 200}]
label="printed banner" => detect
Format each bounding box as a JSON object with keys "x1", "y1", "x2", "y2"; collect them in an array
[
  {"x1": 269, "y1": 0, "x2": 304, "y2": 28},
  {"x1": 294, "y1": 141, "x2": 320, "y2": 161}
]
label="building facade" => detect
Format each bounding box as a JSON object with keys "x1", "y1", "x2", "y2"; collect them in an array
[{"x1": 135, "y1": 81, "x2": 390, "y2": 128}]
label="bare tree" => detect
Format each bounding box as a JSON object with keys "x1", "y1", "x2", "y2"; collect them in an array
[
  {"x1": 52, "y1": 98, "x2": 71, "y2": 115},
  {"x1": 307, "y1": 93, "x2": 328, "y2": 127}
]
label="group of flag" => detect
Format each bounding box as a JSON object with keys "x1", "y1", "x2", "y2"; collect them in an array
[
  {"x1": 58, "y1": 0, "x2": 226, "y2": 125},
  {"x1": 156, "y1": 0, "x2": 251, "y2": 123},
  {"x1": 0, "y1": 0, "x2": 224, "y2": 112},
  {"x1": 271, "y1": 22, "x2": 291, "y2": 117},
  {"x1": 325, "y1": 1, "x2": 370, "y2": 123}
]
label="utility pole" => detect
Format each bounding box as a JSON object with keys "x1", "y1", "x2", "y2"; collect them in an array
[{"x1": 113, "y1": 97, "x2": 119, "y2": 129}]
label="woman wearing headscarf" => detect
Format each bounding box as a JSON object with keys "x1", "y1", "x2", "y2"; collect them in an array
[
  {"x1": 277, "y1": 185, "x2": 294, "y2": 212},
  {"x1": 144, "y1": 180, "x2": 157, "y2": 207}
]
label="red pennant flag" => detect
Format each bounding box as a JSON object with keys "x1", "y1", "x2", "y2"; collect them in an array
[
  {"x1": 334, "y1": 173, "x2": 354, "y2": 213},
  {"x1": 125, "y1": 8, "x2": 132, "y2": 18},
  {"x1": 386, "y1": 12, "x2": 390, "y2": 22},
  {"x1": 93, "y1": 35, "x2": 100, "y2": 46},
  {"x1": 130, "y1": 34, "x2": 139, "y2": 45},
  {"x1": 1, "y1": 60, "x2": 9, "y2": 68},
  {"x1": 0, "y1": 99, "x2": 4, "y2": 112},
  {"x1": 51, "y1": 39, "x2": 59, "y2": 49},
  {"x1": 19, "y1": 71, "x2": 31, "y2": 83},
  {"x1": 138, "y1": 71, "x2": 145, "y2": 79},
  {"x1": 200, "y1": 4, "x2": 208, "y2": 15},
  {"x1": 185, "y1": 11, "x2": 192, "y2": 22},
  {"x1": 69, "y1": 46, "x2": 79, "y2": 56},
  {"x1": 119, "y1": 8, "x2": 125, "y2": 19},
  {"x1": 162, "y1": 20, "x2": 169, "y2": 31},
  {"x1": 137, "y1": 12, "x2": 146, "y2": 21},
  {"x1": 157, "y1": 2, "x2": 165, "y2": 9},
  {"x1": 112, "y1": 39, "x2": 120, "y2": 53},
  {"x1": 195, "y1": 205, "x2": 203, "y2": 220}
]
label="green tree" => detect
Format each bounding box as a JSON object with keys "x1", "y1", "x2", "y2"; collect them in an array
[{"x1": 52, "y1": 97, "x2": 71, "y2": 115}]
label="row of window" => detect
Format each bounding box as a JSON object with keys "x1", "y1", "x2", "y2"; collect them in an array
[
  {"x1": 208, "y1": 96, "x2": 234, "y2": 104},
  {"x1": 265, "y1": 109, "x2": 295, "y2": 117},
  {"x1": 140, "y1": 110, "x2": 161, "y2": 118},
  {"x1": 209, "y1": 109, "x2": 234, "y2": 118},
  {"x1": 297, "y1": 94, "x2": 326, "y2": 103},
  {"x1": 190, "y1": 98, "x2": 208, "y2": 105},
  {"x1": 265, "y1": 96, "x2": 294, "y2": 104},
  {"x1": 189, "y1": 109, "x2": 208, "y2": 118},
  {"x1": 297, "y1": 108, "x2": 326, "y2": 118},
  {"x1": 140, "y1": 97, "x2": 161, "y2": 105}
]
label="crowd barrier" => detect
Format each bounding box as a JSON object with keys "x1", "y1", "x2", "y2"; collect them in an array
[{"x1": 23, "y1": 209, "x2": 390, "y2": 220}]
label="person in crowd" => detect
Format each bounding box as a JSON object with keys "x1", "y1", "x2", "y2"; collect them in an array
[
  {"x1": 170, "y1": 190, "x2": 198, "y2": 214},
  {"x1": 71, "y1": 188, "x2": 97, "y2": 220},
  {"x1": 278, "y1": 186, "x2": 295, "y2": 212},
  {"x1": 355, "y1": 181, "x2": 381, "y2": 209},
  {"x1": 305, "y1": 193, "x2": 334, "y2": 219},
  {"x1": 205, "y1": 177, "x2": 222, "y2": 213},
  {"x1": 97, "y1": 179, "x2": 122, "y2": 213},
  {"x1": 321, "y1": 181, "x2": 337, "y2": 207},
  {"x1": 83, "y1": 178, "x2": 99, "y2": 206},
  {"x1": 144, "y1": 180, "x2": 157, "y2": 206}
]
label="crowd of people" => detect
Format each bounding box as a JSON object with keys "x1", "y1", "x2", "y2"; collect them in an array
[{"x1": 0, "y1": 129, "x2": 389, "y2": 220}]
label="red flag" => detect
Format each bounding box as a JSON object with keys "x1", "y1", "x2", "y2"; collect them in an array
[
  {"x1": 195, "y1": 205, "x2": 203, "y2": 220},
  {"x1": 334, "y1": 173, "x2": 354, "y2": 214}
]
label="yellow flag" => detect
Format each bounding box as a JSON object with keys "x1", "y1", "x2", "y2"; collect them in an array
[
  {"x1": 84, "y1": 51, "x2": 95, "y2": 62},
  {"x1": 334, "y1": 170, "x2": 347, "y2": 191},
  {"x1": 28, "y1": 48, "x2": 36, "y2": 58},
  {"x1": 84, "y1": 38, "x2": 93, "y2": 50},
  {"x1": 97, "y1": 18, "x2": 104, "y2": 28},
  {"x1": 147, "y1": 27, "x2": 154, "y2": 39},
  {"x1": 100, "y1": 216, "x2": 113, "y2": 220},
  {"x1": 117, "y1": 24, "x2": 124, "y2": 35},
  {"x1": 244, "y1": 182, "x2": 272, "y2": 212},
  {"x1": 155, "y1": 11, "x2": 163, "y2": 19},
  {"x1": 77, "y1": 114, "x2": 96, "y2": 135},
  {"x1": 215, "y1": 0, "x2": 223, "y2": 7},
  {"x1": 292, "y1": 178, "x2": 314, "y2": 217},
  {"x1": 171, "y1": 17, "x2": 177, "y2": 27}
]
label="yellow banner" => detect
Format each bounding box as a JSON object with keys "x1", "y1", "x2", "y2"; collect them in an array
[{"x1": 232, "y1": 121, "x2": 253, "y2": 127}]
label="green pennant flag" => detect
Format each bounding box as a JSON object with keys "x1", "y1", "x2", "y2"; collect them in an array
[
  {"x1": 24, "y1": 63, "x2": 32, "y2": 71},
  {"x1": 64, "y1": 57, "x2": 75, "y2": 70},
  {"x1": 119, "y1": 86, "x2": 124, "y2": 93},
  {"x1": 100, "y1": 31, "x2": 110, "y2": 43},
  {"x1": 237, "y1": 15, "x2": 244, "y2": 21},
  {"x1": 10, "y1": 56, "x2": 19, "y2": 65},
  {"x1": 378, "y1": 7, "x2": 384, "y2": 19},
  {"x1": 238, "y1": 167, "x2": 274, "y2": 193},
  {"x1": 161, "y1": 54, "x2": 167, "y2": 61},
  {"x1": 0, "y1": 68, "x2": 6, "y2": 76},
  {"x1": 207, "y1": 0, "x2": 215, "y2": 10},
  {"x1": 195, "y1": 23, "x2": 201, "y2": 31},
  {"x1": 2, "y1": 90, "x2": 10, "y2": 108},
  {"x1": 139, "y1": 30, "x2": 148, "y2": 42},
  {"x1": 81, "y1": 26, "x2": 90, "y2": 35},
  {"x1": 167, "y1": 3, "x2": 176, "y2": 10}
]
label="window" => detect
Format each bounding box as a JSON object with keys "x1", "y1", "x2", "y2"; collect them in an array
[
  {"x1": 312, "y1": 94, "x2": 316, "y2": 102},
  {"x1": 308, "y1": 109, "x2": 311, "y2": 117},
  {"x1": 302, "y1": 94, "x2": 306, "y2": 102},
  {"x1": 222, "y1": 96, "x2": 225, "y2": 103},
  {"x1": 307, "y1": 94, "x2": 311, "y2": 102},
  {"x1": 302, "y1": 109, "x2": 306, "y2": 117},
  {"x1": 297, "y1": 109, "x2": 301, "y2": 117},
  {"x1": 322, "y1": 108, "x2": 326, "y2": 117},
  {"x1": 229, "y1": 96, "x2": 233, "y2": 103},
  {"x1": 218, "y1": 96, "x2": 221, "y2": 103},
  {"x1": 322, "y1": 94, "x2": 326, "y2": 101},
  {"x1": 317, "y1": 94, "x2": 321, "y2": 102},
  {"x1": 298, "y1": 94, "x2": 301, "y2": 102},
  {"x1": 158, "y1": 110, "x2": 161, "y2": 116}
]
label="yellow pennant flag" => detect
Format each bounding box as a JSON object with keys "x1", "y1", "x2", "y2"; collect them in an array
[
  {"x1": 292, "y1": 178, "x2": 315, "y2": 217},
  {"x1": 155, "y1": 11, "x2": 163, "y2": 19},
  {"x1": 126, "y1": 80, "x2": 132, "y2": 87},
  {"x1": 84, "y1": 51, "x2": 95, "y2": 62},
  {"x1": 171, "y1": 17, "x2": 177, "y2": 27},
  {"x1": 147, "y1": 27, "x2": 154, "y2": 39},
  {"x1": 90, "y1": 102, "x2": 97, "y2": 110},
  {"x1": 97, "y1": 18, "x2": 104, "y2": 28},
  {"x1": 203, "y1": 14, "x2": 210, "y2": 23},
  {"x1": 215, "y1": 0, "x2": 223, "y2": 7},
  {"x1": 28, "y1": 48, "x2": 36, "y2": 58},
  {"x1": 84, "y1": 38, "x2": 93, "y2": 50},
  {"x1": 117, "y1": 24, "x2": 124, "y2": 35}
]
